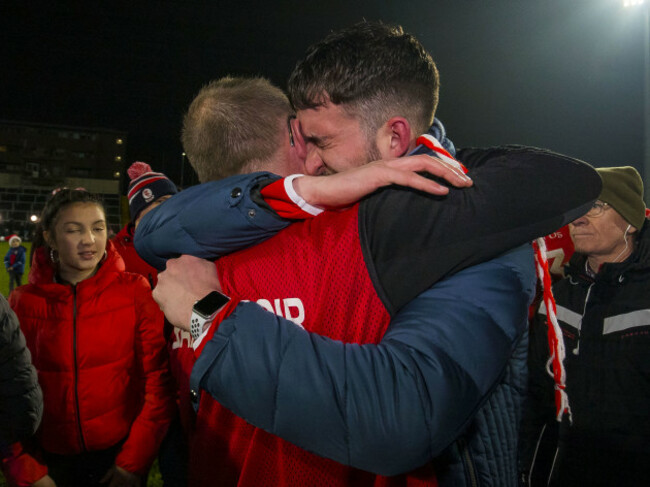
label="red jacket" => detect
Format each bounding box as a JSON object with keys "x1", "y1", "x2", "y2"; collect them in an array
[
  {"x1": 112, "y1": 223, "x2": 159, "y2": 288},
  {"x1": 3, "y1": 242, "x2": 174, "y2": 486}
]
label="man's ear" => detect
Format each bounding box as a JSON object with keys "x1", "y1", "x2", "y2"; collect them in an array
[{"x1": 376, "y1": 117, "x2": 412, "y2": 158}]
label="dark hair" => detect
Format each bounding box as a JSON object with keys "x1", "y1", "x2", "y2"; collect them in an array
[
  {"x1": 32, "y1": 188, "x2": 106, "y2": 250},
  {"x1": 288, "y1": 21, "x2": 439, "y2": 137},
  {"x1": 181, "y1": 76, "x2": 294, "y2": 182}
]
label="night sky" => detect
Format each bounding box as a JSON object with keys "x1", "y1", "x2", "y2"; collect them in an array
[{"x1": 1, "y1": 0, "x2": 646, "y2": 186}]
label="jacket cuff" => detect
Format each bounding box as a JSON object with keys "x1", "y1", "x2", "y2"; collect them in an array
[
  {"x1": 1, "y1": 442, "x2": 48, "y2": 487},
  {"x1": 188, "y1": 299, "x2": 246, "y2": 411},
  {"x1": 260, "y1": 176, "x2": 324, "y2": 219},
  {"x1": 192, "y1": 298, "x2": 241, "y2": 354}
]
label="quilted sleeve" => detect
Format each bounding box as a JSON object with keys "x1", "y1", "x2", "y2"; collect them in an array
[{"x1": 0, "y1": 295, "x2": 42, "y2": 449}]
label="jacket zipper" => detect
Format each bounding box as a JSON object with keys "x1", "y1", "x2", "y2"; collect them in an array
[
  {"x1": 458, "y1": 437, "x2": 478, "y2": 487},
  {"x1": 72, "y1": 286, "x2": 87, "y2": 451}
]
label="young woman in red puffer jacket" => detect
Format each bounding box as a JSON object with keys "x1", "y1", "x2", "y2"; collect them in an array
[{"x1": 2, "y1": 189, "x2": 174, "y2": 487}]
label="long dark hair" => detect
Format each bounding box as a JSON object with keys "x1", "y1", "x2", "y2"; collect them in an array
[{"x1": 32, "y1": 188, "x2": 106, "y2": 252}]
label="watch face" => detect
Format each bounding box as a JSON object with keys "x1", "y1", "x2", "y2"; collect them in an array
[{"x1": 194, "y1": 291, "x2": 230, "y2": 317}]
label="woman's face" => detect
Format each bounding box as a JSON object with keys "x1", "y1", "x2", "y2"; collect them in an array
[{"x1": 45, "y1": 202, "x2": 107, "y2": 284}]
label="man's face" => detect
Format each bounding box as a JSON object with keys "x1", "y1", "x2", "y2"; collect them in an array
[
  {"x1": 297, "y1": 101, "x2": 382, "y2": 175},
  {"x1": 569, "y1": 201, "x2": 633, "y2": 263}
]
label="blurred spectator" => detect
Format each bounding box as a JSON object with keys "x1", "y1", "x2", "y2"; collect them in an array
[
  {"x1": 4, "y1": 235, "x2": 26, "y2": 293},
  {"x1": 112, "y1": 162, "x2": 185, "y2": 486},
  {"x1": 112, "y1": 162, "x2": 177, "y2": 289},
  {"x1": 521, "y1": 166, "x2": 650, "y2": 486}
]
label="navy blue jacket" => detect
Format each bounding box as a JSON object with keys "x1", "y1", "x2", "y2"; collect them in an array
[{"x1": 136, "y1": 145, "x2": 600, "y2": 486}]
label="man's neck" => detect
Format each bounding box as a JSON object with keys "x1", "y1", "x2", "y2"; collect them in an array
[{"x1": 586, "y1": 242, "x2": 635, "y2": 274}]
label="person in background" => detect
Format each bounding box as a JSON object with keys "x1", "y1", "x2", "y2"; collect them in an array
[
  {"x1": 112, "y1": 162, "x2": 186, "y2": 487},
  {"x1": 520, "y1": 166, "x2": 650, "y2": 486},
  {"x1": 112, "y1": 162, "x2": 178, "y2": 289},
  {"x1": 2, "y1": 188, "x2": 174, "y2": 487},
  {"x1": 0, "y1": 294, "x2": 42, "y2": 449},
  {"x1": 4, "y1": 235, "x2": 26, "y2": 293}
]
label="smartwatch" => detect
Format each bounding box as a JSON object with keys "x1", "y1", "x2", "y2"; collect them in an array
[{"x1": 190, "y1": 290, "x2": 231, "y2": 340}]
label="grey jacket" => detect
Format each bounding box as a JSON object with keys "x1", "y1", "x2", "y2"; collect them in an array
[{"x1": 0, "y1": 294, "x2": 42, "y2": 449}]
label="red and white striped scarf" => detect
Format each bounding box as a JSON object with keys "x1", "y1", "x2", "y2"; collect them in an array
[{"x1": 533, "y1": 238, "x2": 572, "y2": 422}]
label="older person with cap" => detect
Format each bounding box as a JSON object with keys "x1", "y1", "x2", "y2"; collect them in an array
[
  {"x1": 520, "y1": 166, "x2": 650, "y2": 487},
  {"x1": 112, "y1": 162, "x2": 178, "y2": 288}
]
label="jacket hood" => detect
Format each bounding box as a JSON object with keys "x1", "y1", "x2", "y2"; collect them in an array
[{"x1": 29, "y1": 240, "x2": 125, "y2": 286}]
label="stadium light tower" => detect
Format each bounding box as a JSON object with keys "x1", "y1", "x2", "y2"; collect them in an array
[{"x1": 624, "y1": 0, "x2": 650, "y2": 204}]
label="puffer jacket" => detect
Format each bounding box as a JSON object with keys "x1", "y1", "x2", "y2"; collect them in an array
[
  {"x1": 3, "y1": 241, "x2": 174, "y2": 486},
  {"x1": 0, "y1": 295, "x2": 42, "y2": 449},
  {"x1": 521, "y1": 221, "x2": 650, "y2": 486}
]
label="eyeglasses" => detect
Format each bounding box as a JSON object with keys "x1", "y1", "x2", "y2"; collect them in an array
[
  {"x1": 287, "y1": 115, "x2": 296, "y2": 147},
  {"x1": 585, "y1": 201, "x2": 610, "y2": 218}
]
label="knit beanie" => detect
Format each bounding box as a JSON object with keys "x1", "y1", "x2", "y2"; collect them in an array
[
  {"x1": 596, "y1": 166, "x2": 645, "y2": 230},
  {"x1": 7, "y1": 234, "x2": 21, "y2": 245},
  {"x1": 127, "y1": 162, "x2": 178, "y2": 220}
]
